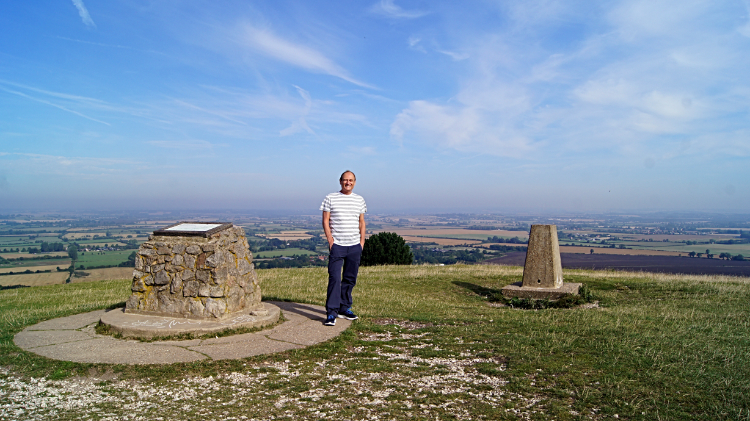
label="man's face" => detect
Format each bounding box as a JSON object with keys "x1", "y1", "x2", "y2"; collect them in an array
[{"x1": 339, "y1": 172, "x2": 356, "y2": 194}]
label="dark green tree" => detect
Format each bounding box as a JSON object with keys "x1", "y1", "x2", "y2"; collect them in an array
[
  {"x1": 67, "y1": 245, "x2": 78, "y2": 261},
  {"x1": 361, "y1": 232, "x2": 413, "y2": 266}
]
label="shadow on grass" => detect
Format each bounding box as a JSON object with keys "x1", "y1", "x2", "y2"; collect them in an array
[
  {"x1": 0, "y1": 284, "x2": 30, "y2": 291},
  {"x1": 106, "y1": 301, "x2": 127, "y2": 310},
  {"x1": 453, "y1": 281, "x2": 502, "y2": 301}
]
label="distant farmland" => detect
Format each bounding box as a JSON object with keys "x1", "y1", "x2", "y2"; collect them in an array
[
  {"x1": 401, "y1": 236, "x2": 482, "y2": 246},
  {"x1": 485, "y1": 252, "x2": 750, "y2": 276}
]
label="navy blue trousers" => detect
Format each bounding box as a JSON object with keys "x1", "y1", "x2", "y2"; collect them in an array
[{"x1": 326, "y1": 243, "x2": 362, "y2": 317}]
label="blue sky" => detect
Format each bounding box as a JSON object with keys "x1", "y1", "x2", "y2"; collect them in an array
[{"x1": 1, "y1": 0, "x2": 749, "y2": 213}]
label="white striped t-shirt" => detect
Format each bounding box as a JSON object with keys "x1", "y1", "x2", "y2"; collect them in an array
[{"x1": 320, "y1": 192, "x2": 367, "y2": 246}]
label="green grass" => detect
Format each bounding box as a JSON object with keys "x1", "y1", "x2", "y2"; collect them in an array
[
  {"x1": 1, "y1": 266, "x2": 750, "y2": 419},
  {"x1": 76, "y1": 250, "x2": 133, "y2": 268},
  {"x1": 253, "y1": 247, "x2": 319, "y2": 258}
]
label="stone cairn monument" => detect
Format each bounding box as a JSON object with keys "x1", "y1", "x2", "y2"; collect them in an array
[
  {"x1": 125, "y1": 222, "x2": 264, "y2": 318},
  {"x1": 101, "y1": 222, "x2": 279, "y2": 339},
  {"x1": 501, "y1": 224, "x2": 581, "y2": 299}
]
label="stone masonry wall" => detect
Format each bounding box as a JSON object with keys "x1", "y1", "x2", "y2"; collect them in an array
[{"x1": 125, "y1": 225, "x2": 262, "y2": 319}]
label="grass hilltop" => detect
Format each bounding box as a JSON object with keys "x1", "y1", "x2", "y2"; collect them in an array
[{"x1": 1, "y1": 264, "x2": 749, "y2": 420}]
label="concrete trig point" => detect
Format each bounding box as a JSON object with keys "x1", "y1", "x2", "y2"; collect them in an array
[
  {"x1": 100, "y1": 222, "x2": 279, "y2": 339},
  {"x1": 501, "y1": 224, "x2": 581, "y2": 300}
]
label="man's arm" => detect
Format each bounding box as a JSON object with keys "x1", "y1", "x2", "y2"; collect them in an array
[
  {"x1": 359, "y1": 213, "x2": 366, "y2": 248},
  {"x1": 322, "y1": 211, "x2": 334, "y2": 250}
]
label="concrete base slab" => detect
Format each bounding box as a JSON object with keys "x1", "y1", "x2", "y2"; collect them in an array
[
  {"x1": 14, "y1": 301, "x2": 351, "y2": 365},
  {"x1": 188, "y1": 336, "x2": 305, "y2": 360},
  {"x1": 26, "y1": 310, "x2": 106, "y2": 330},
  {"x1": 100, "y1": 302, "x2": 280, "y2": 339},
  {"x1": 29, "y1": 337, "x2": 208, "y2": 364},
  {"x1": 501, "y1": 282, "x2": 582, "y2": 300},
  {"x1": 14, "y1": 329, "x2": 94, "y2": 349}
]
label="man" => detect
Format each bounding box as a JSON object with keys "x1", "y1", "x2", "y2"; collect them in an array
[{"x1": 320, "y1": 170, "x2": 367, "y2": 326}]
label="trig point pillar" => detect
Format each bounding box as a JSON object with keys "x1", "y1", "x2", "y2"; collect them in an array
[
  {"x1": 501, "y1": 224, "x2": 581, "y2": 300},
  {"x1": 523, "y1": 224, "x2": 563, "y2": 288}
]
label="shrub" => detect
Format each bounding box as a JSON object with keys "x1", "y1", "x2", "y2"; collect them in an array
[{"x1": 361, "y1": 232, "x2": 413, "y2": 266}]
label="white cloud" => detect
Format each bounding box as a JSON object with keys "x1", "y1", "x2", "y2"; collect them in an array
[
  {"x1": 390, "y1": 100, "x2": 534, "y2": 157},
  {"x1": 390, "y1": 0, "x2": 750, "y2": 165},
  {"x1": 437, "y1": 49, "x2": 469, "y2": 61},
  {"x1": 369, "y1": 0, "x2": 429, "y2": 19},
  {"x1": 71, "y1": 0, "x2": 96, "y2": 28},
  {"x1": 240, "y1": 25, "x2": 374, "y2": 89}
]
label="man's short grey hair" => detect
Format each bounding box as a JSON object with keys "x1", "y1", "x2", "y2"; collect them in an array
[{"x1": 340, "y1": 170, "x2": 356, "y2": 181}]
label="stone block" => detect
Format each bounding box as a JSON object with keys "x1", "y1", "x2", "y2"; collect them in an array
[
  {"x1": 206, "y1": 251, "x2": 223, "y2": 268},
  {"x1": 171, "y1": 278, "x2": 183, "y2": 294},
  {"x1": 154, "y1": 270, "x2": 170, "y2": 285},
  {"x1": 186, "y1": 245, "x2": 202, "y2": 255},
  {"x1": 183, "y1": 281, "x2": 198, "y2": 297},
  {"x1": 196, "y1": 270, "x2": 210, "y2": 283},
  {"x1": 184, "y1": 254, "x2": 196, "y2": 268},
  {"x1": 131, "y1": 279, "x2": 146, "y2": 292},
  {"x1": 205, "y1": 298, "x2": 226, "y2": 318}
]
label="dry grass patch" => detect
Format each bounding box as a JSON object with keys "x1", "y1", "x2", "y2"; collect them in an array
[
  {"x1": 0, "y1": 264, "x2": 67, "y2": 274},
  {"x1": 0, "y1": 271, "x2": 69, "y2": 287},
  {"x1": 71, "y1": 267, "x2": 134, "y2": 283}
]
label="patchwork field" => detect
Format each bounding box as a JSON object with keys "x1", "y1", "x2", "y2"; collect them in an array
[
  {"x1": 257, "y1": 231, "x2": 313, "y2": 240},
  {"x1": 77, "y1": 250, "x2": 133, "y2": 268},
  {"x1": 0, "y1": 267, "x2": 134, "y2": 288},
  {"x1": 72, "y1": 267, "x2": 134, "y2": 283},
  {"x1": 401, "y1": 235, "x2": 482, "y2": 245},
  {"x1": 253, "y1": 248, "x2": 319, "y2": 258},
  {"x1": 0, "y1": 271, "x2": 68, "y2": 287},
  {"x1": 0, "y1": 252, "x2": 68, "y2": 259},
  {"x1": 388, "y1": 228, "x2": 528, "y2": 241},
  {"x1": 0, "y1": 264, "x2": 66, "y2": 275},
  {"x1": 559, "y1": 246, "x2": 683, "y2": 256}
]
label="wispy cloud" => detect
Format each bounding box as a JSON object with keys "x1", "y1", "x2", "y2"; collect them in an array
[
  {"x1": 280, "y1": 85, "x2": 315, "y2": 137},
  {"x1": 71, "y1": 0, "x2": 96, "y2": 28},
  {"x1": 146, "y1": 140, "x2": 214, "y2": 151},
  {"x1": 437, "y1": 49, "x2": 469, "y2": 61},
  {"x1": 240, "y1": 25, "x2": 375, "y2": 89},
  {"x1": 0, "y1": 152, "x2": 136, "y2": 176},
  {"x1": 369, "y1": 0, "x2": 429, "y2": 19},
  {"x1": 0, "y1": 84, "x2": 110, "y2": 125}
]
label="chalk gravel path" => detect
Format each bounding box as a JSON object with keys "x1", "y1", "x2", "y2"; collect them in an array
[{"x1": 14, "y1": 302, "x2": 351, "y2": 364}]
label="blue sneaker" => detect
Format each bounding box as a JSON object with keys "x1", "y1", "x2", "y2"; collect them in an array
[
  {"x1": 338, "y1": 308, "x2": 358, "y2": 321},
  {"x1": 324, "y1": 315, "x2": 336, "y2": 326}
]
